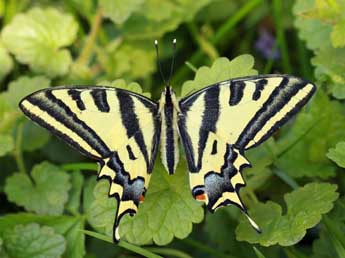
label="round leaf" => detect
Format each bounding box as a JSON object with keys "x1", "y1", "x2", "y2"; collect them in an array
[
  {"x1": 1, "y1": 7, "x2": 78, "y2": 77},
  {"x1": 3, "y1": 223, "x2": 65, "y2": 258}
]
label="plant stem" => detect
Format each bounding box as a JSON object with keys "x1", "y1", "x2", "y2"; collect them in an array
[
  {"x1": 272, "y1": 168, "x2": 299, "y2": 190},
  {"x1": 183, "y1": 238, "x2": 240, "y2": 258},
  {"x1": 296, "y1": 34, "x2": 313, "y2": 79},
  {"x1": 14, "y1": 121, "x2": 26, "y2": 174},
  {"x1": 82, "y1": 230, "x2": 162, "y2": 258},
  {"x1": 185, "y1": 61, "x2": 197, "y2": 72},
  {"x1": 146, "y1": 247, "x2": 193, "y2": 258},
  {"x1": 172, "y1": 0, "x2": 263, "y2": 88},
  {"x1": 62, "y1": 162, "x2": 98, "y2": 171},
  {"x1": 187, "y1": 22, "x2": 219, "y2": 61},
  {"x1": 211, "y1": 0, "x2": 263, "y2": 44},
  {"x1": 263, "y1": 42, "x2": 278, "y2": 74},
  {"x1": 272, "y1": 0, "x2": 292, "y2": 73},
  {"x1": 76, "y1": 8, "x2": 103, "y2": 66}
]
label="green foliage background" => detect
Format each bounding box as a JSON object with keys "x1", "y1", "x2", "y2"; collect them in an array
[{"x1": 0, "y1": 0, "x2": 344, "y2": 257}]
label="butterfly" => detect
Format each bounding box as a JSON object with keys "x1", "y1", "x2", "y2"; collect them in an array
[{"x1": 19, "y1": 39, "x2": 316, "y2": 242}]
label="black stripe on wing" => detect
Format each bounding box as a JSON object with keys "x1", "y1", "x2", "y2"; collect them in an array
[
  {"x1": 229, "y1": 81, "x2": 245, "y2": 106},
  {"x1": 68, "y1": 89, "x2": 86, "y2": 111},
  {"x1": 117, "y1": 90, "x2": 151, "y2": 171},
  {"x1": 235, "y1": 77, "x2": 316, "y2": 149},
  {"x1": 91, "y1": 89, "x2": 110, "y2": 112},
  {"x1": 197, "y1": 86, "x2": 220, "y2": 170},
  {"x1": 22, "y1": 90, "x2": 112, "y2": 158}
]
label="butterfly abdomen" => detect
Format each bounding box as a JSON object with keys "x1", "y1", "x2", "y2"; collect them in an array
[{"x1": 160, "y1": 87, "x2": 180, "y2": 174}]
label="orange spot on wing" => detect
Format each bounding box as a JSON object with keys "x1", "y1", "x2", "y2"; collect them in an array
[
  {"x1": 195, "y1": 194, "x2": 206, "y2": 201},
  {"x1": 139, "y1": 195, "x2": 145, "y2": 203}
]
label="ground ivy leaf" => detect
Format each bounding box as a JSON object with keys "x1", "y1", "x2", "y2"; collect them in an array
[
  {"x1": 122, "y1": 0, "x2": 211, "y2": 39},
  {"x1": 0, "y1": 213, "x2": 85, "y2": 258},
  {"x1": 1, "y1": 76, "x2": 51, "y2": 110},
  {"x1": 293, "y1": 0, "x2": 345, "y2": 100},
  {"x1": 236, "y1": 183, "x2": 339, "y2": 246},
  {"x1": 181, "y1": 55, "x2": 258, "y2": 96},
  {"x1": 82, "y1": 176, "x2": 97, "y2": 214},
  {"x1": 98, "y1": 40, "x2": 156, "y2": 80},
  {"x1": 0, "y1": 134, "x2": 14, "y2": 157},
  {"x1": 331, "y1": 18, "x2": 345, "y2": 48},
  {"x1": 293, "y1": 0, "x2": 332, "y2": 51},
  {"x1": 276, "y1": 91, "x2": 345, "y2": 178},
  {"x1": 1, "y1": 7, "x2": 78, "y2": 77},
  {"x1": 22, "y1": 122, "x2": 50, "y2": 152},
  {"x1": 98, "y1": 79, "x2": 151, "y2": 98},
  {"x1": 65, "y1": 171, "x2": 84, "y2": 215},
  {"x1": 99, "y1": 0, "x2": 144, "y2": 24},
  {"x1": 86, "y1": 180, "x2": 116, "y2": 235},
  {"x1": 0, "y1": 76, "x2": 50, "y2": 153},
  {"x1": 203, "y1": 209, "x2": 253, "y2": 256},
  {"x1": 3, "y1": 223, "x2": 65, "y2": 258},
  {"x1": 87, "y1": 160, "x2": 204, "y2": 245},
  {"x1": 4, "y1": 162, "x2": 71, "y2": 215},
  {"x1": 312, "y1": 197, "x2": 345, "y2": 258},
  {"x1": 121, "y1": 160, "x2": 204, "y2": 245},
  {"x1": 327, "y1": 141, "x2": 345, "y2": 168},
  {"x1": 0, "y1": 40, "x2": 13, "y2": 81}
]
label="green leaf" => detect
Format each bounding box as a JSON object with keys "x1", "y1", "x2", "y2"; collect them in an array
[
  {"x1": 21, "y1": 122, "x2": 50, "y2": 152},
  {"x1": 312, "y1": 46, "x2": 345, "y2": 93},
  {"x1": 86, "y1": 180, "x2": 116, "y2": 235},
  {"x1": 121, "y1": 0, "x2": 211, "y2": 39},
  {"x1": 4, "y1": 162, "x2": 71, "y2": 215},
  {"x1": 0, "y1": 40, "x2": 13, "y2": 81},
  {"x1": 98, "y1": 40, "x2": 156, "y2": 80},
  {"x1": 82, "y1": 176, "x2": 97, "y2": 214},
  {"x1": 312, "y1": 197, "x2": 345, "y2": 258},
  {"x1": 99, "y1": 0, "x2": 144, "y2": 24},
  {"x1": 331, "y1": 18, "x2": 345, "y2": 48},
  {"x1": 98, "y1": 79, "x2": 151, "y2": 98},
  {"x1": 3, "y1": 223, "x2": 65, "y2": 258},
  {"x1": 0, "y1": 214, "x2": 85, "y2": 258},
  {"x1": 0, "y1": 134, "x2": 14, "y2": 157},
  {"x1": 293, "y1": 0, "x2": 332, "y2": 51},
  {"x1": 65, "y1": 171, "x2": 84, "y2": 215},
  {"x1": 236, "y1": 183, "x2": 339, "y2": 246},
  {"x1": 60, "y1": 217, "x2": 85, "y2": 258},
  {"x1": 87, "y1": 160, "x2": 204, "y2": 245},
  {"x1": 276, "y1": 91, "x2": 345, "y2": 178},
  {"x1": 293, "y1": 0, "x2": 345, "y2": 100},
  {"x1": 327, "y1": 141, "x2": 345, "y2": 168},
  {"x1": 1, "y1": 76, "x2": 51, "y2": 110},
  {"x1": 203, "y1": 209, "x2": 252, "y2": 256},
  {"x1": 181, "y1": 55, "x2": 258, "y2": 96},
  {"x1": 1, "y1": 7, "x2": 78, "y2": 77}
]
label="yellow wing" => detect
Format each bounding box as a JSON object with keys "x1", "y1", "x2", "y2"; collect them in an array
[
  {"x1": 178, "y1": 75, "x2": 316, "y2": 231},
  {"x1": 19, "y1": 86, "x2": 160, "y2": 242}
]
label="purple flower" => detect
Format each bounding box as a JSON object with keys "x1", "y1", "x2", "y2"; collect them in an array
[{"x1": 255, "y1": 29, "x2": 280, "y2": 60}]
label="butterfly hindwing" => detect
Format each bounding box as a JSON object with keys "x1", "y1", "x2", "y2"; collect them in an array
[
  {"x1": 19, "y1": 86, "x2": 160, "y2": 242},
  {"x1": 178, "y1": 75, "x2": 316, "y2": 229}
]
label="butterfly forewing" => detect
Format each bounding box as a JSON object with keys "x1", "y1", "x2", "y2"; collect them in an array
[
  {"x1": 19, "y1": 86, "x2": 161, "y2": 242},
  {"x1": 177, "y1": 75, "x2": 316, "y2": 230}
]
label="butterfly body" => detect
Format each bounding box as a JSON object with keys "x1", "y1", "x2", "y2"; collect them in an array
[{"x1": 19, "y1": 74, "x2": 315, "y2": 242}]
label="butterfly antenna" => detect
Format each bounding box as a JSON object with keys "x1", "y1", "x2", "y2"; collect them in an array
[
  {"x1": 168, "y1": 38, "x2": 177, "y2": 86},
  {"x1": 154, "y1": 40, "x2": 167, "y2": 86}
]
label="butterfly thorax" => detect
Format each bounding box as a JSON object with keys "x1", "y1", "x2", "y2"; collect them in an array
[{"x1": 159, "y1": 86, "x2": 180, "y2": 174}]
